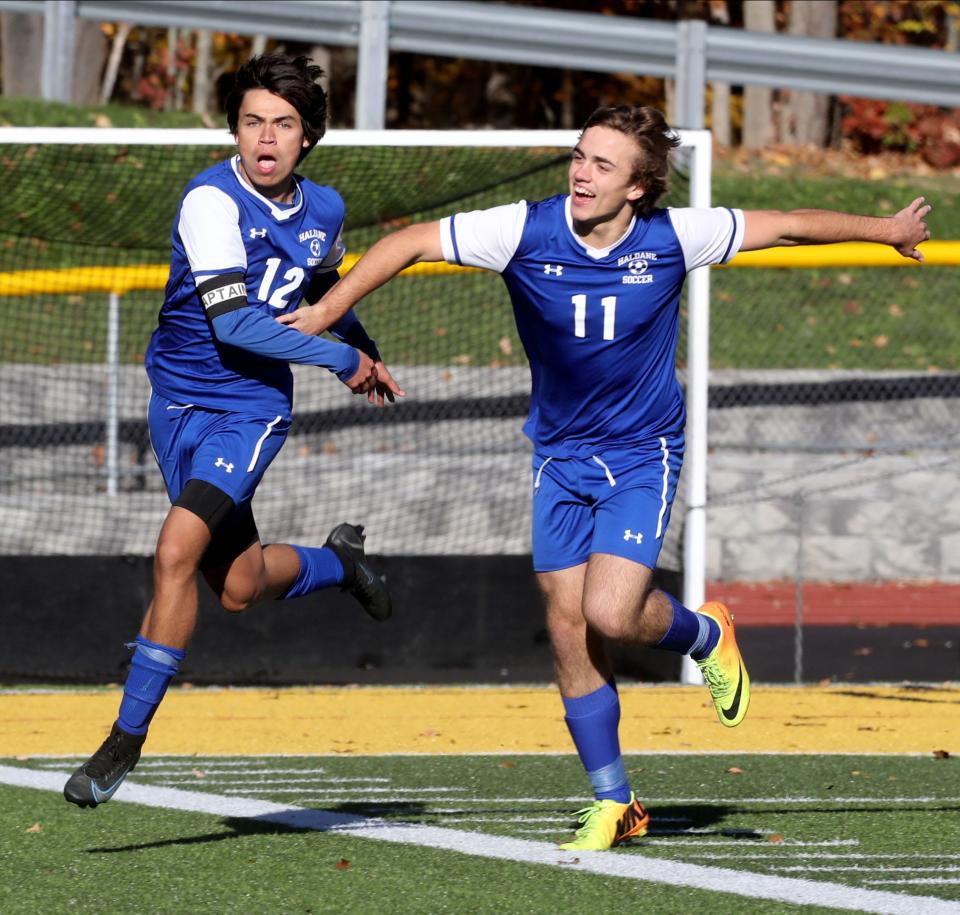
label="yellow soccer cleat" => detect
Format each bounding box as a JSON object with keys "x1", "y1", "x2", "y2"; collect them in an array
[
  {"x1": 696, "y1": 601, "x2": 751, "y2": 728},
  {"x1": 558, "y1": 793, "x2": 649, "y2": 851}
]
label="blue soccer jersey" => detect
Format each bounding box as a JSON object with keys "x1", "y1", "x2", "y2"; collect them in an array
[
  {"x1": 146, "y1": 156, "x2": 349, "y2": 417},
  {"x1": 440, "y1": 195, "x2": 744, "y2": 457}
]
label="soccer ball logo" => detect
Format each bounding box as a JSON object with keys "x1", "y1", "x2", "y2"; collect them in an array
[{"x1": 628, "y1": 258, "x2": 648, "y2": 275}]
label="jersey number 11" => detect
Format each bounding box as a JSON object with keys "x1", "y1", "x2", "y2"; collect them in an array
[{"x1": 572, "y1": 294, "x2": 616, "y2": 340}]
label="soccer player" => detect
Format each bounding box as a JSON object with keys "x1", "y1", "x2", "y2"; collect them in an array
[
  {"x1": 278, "y1": 105, "x2": 932, "y2": 850},
  {"x1": 64, "y1": 54, "x2": 403, "y2": 808}
]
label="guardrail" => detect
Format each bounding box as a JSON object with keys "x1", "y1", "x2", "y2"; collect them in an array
[{"x1": 4, "y1": 0, "x2": 959, "y2": 127}]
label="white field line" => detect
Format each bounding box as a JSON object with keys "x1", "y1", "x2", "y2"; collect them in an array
[
  {"x1": 649, "y1": 839, "x2": 859, "y2": 847},
  {"x1": 149, "y1": 771, "x2": 388, "y2": 779},
  {"x1": 688, "y1": 853, "x2": 960, "y2": 861},
  {"x1": 868, "y1": 880, "x2": 960, "y2": 887},
  {"x1": 690, "y1": 856, "x2": 957, "y2": 870},
  {"x1": 221, "y1": 786, "x2": 466, "y2": 795},
  {"x1": 161, "y1": 777, "x2": 394, "y2": 785},
  {"x1": 773, "y1": 867, "x2": 960, "y2": 874},
  {"x1": 4, "y1": 765, "x2": 958, "y2": 915},
  {"x1": 376, "y1": 814, "x2": 691, "y2": 827},
  {"x1": 647, "y1": 797, "x2": 960, "y2": 805}
]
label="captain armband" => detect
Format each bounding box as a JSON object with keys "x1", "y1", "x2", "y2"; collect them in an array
[{"x1": 197, "y1": 272, "x2": 248, "y2": 319}]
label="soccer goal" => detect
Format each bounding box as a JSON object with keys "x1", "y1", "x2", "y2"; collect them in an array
[{"x1": 0, "y1": 127, "x2": 713, "y2": 675}]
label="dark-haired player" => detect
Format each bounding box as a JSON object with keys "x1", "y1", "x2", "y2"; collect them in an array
[
  {"x1": 64, "y1": 53, "x2": 402, "y2": 808},
  {"x1": 280, "y1": 104, "x2": 931, "y2": 850}
]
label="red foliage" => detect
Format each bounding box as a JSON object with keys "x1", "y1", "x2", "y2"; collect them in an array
[{"x1": 840, "y1": 97, "x2": 960, "y2": 168}]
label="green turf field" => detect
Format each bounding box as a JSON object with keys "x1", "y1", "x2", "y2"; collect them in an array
[{"x1": 2, "y1": 753, "x2": 957, "y2": 914}]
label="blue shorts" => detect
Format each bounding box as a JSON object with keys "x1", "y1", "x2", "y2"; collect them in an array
[
  {"x1": 531, "y1": 436, "x2": 684, "y2": 573},
  {"x1": 148, "y1": 392, "x2": 290, "y2": 506}
]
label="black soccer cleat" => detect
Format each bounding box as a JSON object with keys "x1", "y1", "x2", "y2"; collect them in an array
[
  {"x1": 324, "y1": 522, "x2": 393, "y2": 621},
  {"x1": 63, "y1": 722, "x2": 146, "y2": 808}
]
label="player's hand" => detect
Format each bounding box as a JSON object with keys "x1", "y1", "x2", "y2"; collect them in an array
[
  {"x1": 345, "y1": 350, "x2": 378, "y2": 394},
  {"x1": 890, "y1": 196, "x2": 932, "y2": 262},
  {"x1": 367, "y1": 360, "x2": 406, "y2": 407},
  {"x1": 276, "y1": 304, "x2": 329, "y2": 335}
]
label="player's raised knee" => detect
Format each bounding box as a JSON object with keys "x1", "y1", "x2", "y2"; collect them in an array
[{"x1": 217, "y1": 584, "x2": 259, "y2": 613}]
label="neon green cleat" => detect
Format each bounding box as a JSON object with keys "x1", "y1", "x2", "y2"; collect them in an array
[
  {"x1": 558, "y1": 793, "x2": 649, "y2": 851},
  {"x1": 696, "y1": 601, "x2": 751, "y2": 728}
]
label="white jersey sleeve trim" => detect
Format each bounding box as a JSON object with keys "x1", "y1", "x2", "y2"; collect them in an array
[
  {"x1": 668, "y1": 207, "x2": 744, "y2": 272},
  {"x1": 440, "y1": 201, "x2": 528, "y2": 273},
  {"x1": 179, "y1": 185, "x2": 247, "y2": 276}
]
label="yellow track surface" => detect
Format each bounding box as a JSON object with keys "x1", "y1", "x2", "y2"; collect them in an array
[{"x1": 1, "y1": 684, "x2": 957, "y2": 756}]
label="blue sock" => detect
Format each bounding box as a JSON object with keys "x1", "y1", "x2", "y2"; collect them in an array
[
  {"x1": 656, "y1": 592, "x2": 720, "y2": 661},
  {"x1": 281, "y1": 545, "x2": 344, "y2": 599},
  {"x1": 117, "y1": 636, "x2": 185, "y2": 736},
  {"x1": 562, "y1": 680, "x2": 631, "y2": 803}
]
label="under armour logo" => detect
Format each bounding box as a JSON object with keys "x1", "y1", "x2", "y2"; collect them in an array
[
  {"x1": 214, "y1": 457, "x2": 234, "y2": 473},
  {"x1": 623, "y1": 529, "x2": 643, "y2": 544},
  {"x1": 543, "y1": 264, "x2": 564, "y2": 276},
  {"x1": 249, "y1": 228, "x2": 267, "y2": 239}
]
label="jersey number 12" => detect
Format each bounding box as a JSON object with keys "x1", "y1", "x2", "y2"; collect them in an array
[
  {"x1": 258, "y1": 257, "x2": 304, "y2": 309},
  {"x1": 572, "y1": 294, "x2": 616, "y2": 340}
]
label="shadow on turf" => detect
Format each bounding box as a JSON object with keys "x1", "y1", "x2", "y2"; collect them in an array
[
  {"x1": 641, "y1": 804, "x2": 760, "y2": 840},
  {"x1": 86, "y1": 817, "x2": 313, "y2": 853}
]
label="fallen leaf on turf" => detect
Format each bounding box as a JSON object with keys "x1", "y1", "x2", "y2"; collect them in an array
[
  {"x1": 933, "y1": 749, "x2": 951, "y2": 759},
  {"x1": 850, "y1": 770, "x2": 861, "y2": 776},
  {"x1": 25, "y1": 823, "x2": 41, "y2": 833},
  {"x1": 499, "y1": 761, "x2": 515, "y2": 769},
  {"x1": 727, "y1": 767, "x2": 743, "y2": 775},
  {"x1": 768, "y1": 834, "x2": 785, "y2": 844},
  {"x1": 334, "y1": 858, "x2": 352, "y2": 871},
  {"x1": 191, "y1": 769, "x2": 205, "y2": 778}
]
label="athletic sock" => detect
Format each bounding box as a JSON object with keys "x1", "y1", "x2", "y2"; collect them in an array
[
  {"x1": 656, "y1": 592, "x2": 720, "y2": 661},
  {"x1": 562, "y1": 679, "x2": 631, "y2": 803},
  {"x1": 117, "y1": 635, "x2": 186, "y2": 736},
  {"x1": 281, "y1": 544, "x2": 344, "y2": 599}
]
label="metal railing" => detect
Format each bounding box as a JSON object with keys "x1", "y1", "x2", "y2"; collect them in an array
[{"x1": 2, "y1": 0, "x2": 959, "y2": 128}]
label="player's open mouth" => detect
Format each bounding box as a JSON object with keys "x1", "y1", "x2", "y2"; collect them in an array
[
  {"x1": 255, "y1": 156, "x2": 277, "y2": 175},
  {"x1": 573, "y1": 185, "x2": 595, "y2": 202}
]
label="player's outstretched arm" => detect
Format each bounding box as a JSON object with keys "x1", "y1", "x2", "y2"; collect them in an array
[
  {"x1": 277, "y1": 221, "x2": 445, "y2": 336},
  {"x1": 740, "y1": 197, "x2": 932, "y2": 261}
]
